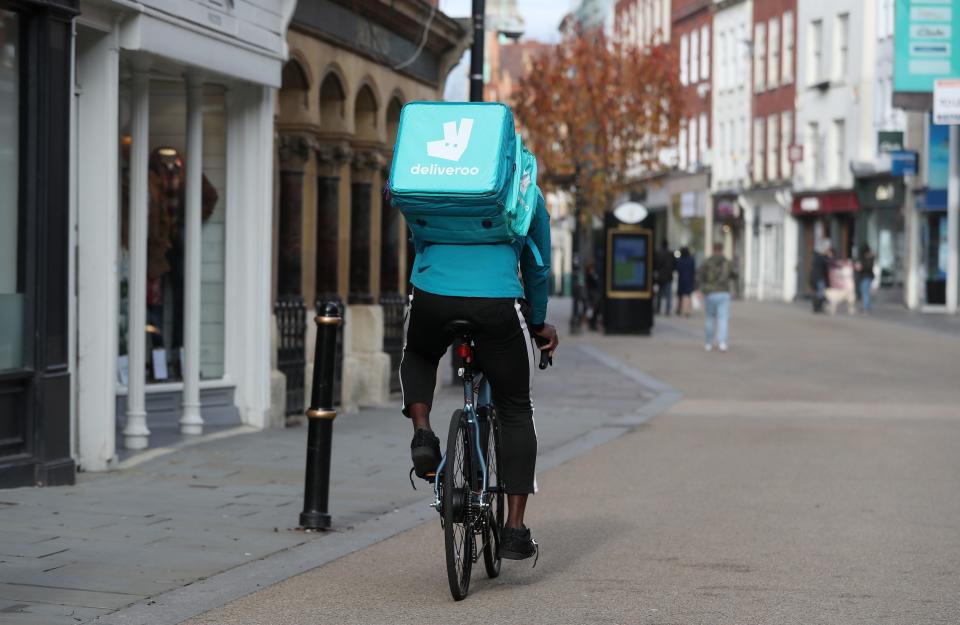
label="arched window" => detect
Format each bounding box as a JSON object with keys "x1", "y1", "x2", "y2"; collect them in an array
[
  {"x1": 354, "y1": 84, "x2": 378, "y2": 142},
  {"x1": 278, "y1": 59, "x2": 310, "y2": 119},
  {"x1": 386, "y1": 96, "x2": 403, "y2": 147},
  {"x1": 319, "y1": 72, "x2": 346, "y2": 133}
]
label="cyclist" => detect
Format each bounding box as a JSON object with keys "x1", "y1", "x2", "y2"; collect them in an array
[{"x1": 399, "y1": 187, "x2": 557, "y2": 561}]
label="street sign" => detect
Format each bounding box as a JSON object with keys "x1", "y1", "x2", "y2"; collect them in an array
[
  {"x1": 894, "y1": 0, "x2": 960, "y2": 94},
  {"x1": 788, "y1": 144, "x2": 803, "y2": 163},
  {"x1": 933, "y1": 79, "x2": 960, "y2": 125}
]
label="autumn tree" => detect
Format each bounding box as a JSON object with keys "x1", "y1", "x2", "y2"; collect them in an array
[{"x1": 514, "y1": 27, "x2": 683, "y2": 241}]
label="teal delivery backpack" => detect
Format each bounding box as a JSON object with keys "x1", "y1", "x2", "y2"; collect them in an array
[{"x1": 389, "y1": 101, "x2": 535, "y2": 244}]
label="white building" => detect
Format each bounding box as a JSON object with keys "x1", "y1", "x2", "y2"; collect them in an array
[
  {"x1": 794, "y1": 0, "x2": 878, "y2": 289},
  {"x1": 72, "y1": 0, "x2": 295, "y2": 471},
  {"x1": 710, "y1": 0, "x2": 751, "y2": 292}
]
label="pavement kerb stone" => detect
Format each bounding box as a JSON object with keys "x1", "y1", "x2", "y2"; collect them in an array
[{"x1": 89, "y1": 342, "x2": 681, "y2": 625}]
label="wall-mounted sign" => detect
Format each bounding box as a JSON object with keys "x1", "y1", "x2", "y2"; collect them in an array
[
  {"x1": 800, "y1": 197, "x2": 820, "y2": 212},
  {"x1": 878, "y1": 131, "x2": 905, "y2": 153},
  {"x1": 933, "y1": 79, "x2": 960, "y2": 124},
  {"x1": 894, "y1": 0, "x2": 960, "y2": 94},
  {"x1": 788, "y1": 144, "x2": 804, "y2": 163}
]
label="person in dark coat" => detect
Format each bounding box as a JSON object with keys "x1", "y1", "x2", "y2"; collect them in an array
[
  {"x1": 654, "y1": 240, "x2": 675, "y2": 315},
  {"x1": 675, "y1": 247, "x2": 696, "y2": 316},
  {"x1": 809, "y1": 242, "x2": 833, "y2": 313}
]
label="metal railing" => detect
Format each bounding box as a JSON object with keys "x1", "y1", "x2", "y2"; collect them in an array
[
  {"x1": 274, "y1": 296, "x2": 306, "y2": 416},
  {"x1": 380, "y1": 292, "x2": 406, "y2": 394}
]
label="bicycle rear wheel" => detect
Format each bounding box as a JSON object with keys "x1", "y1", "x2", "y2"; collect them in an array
[
  {"x1": 443, "y1": 409, "x2": 473, "y2": 600},
  {"x1": 482, "y1": 410, "x2": 503, "y2": 578}
]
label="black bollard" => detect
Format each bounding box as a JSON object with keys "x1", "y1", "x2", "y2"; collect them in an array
[{"x1": 299, "y1": 301, "x2": 342, "y2": 530}]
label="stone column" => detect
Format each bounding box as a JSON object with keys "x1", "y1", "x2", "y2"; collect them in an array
[
  {"x1": 348, "y1": 149, "x2": 383, "y2": 305},
  {"x1": 341, "y1": 148, "x2": 390, "y2": 410},
  {"x1": 124, "y1": 63, "x2": 151, "y2": 450},
  {"x1": 380, "y1": 152, "x2": 400, "y2": 295},
  {"x1": 314, "y1": 141, "x2": 351, "y2": 303},
  {"x1": 180, "y1": 73, "x2": 204, "y2": 436},
  {"x1": 277, "y1": 134, "x2": 312, "y2": 297}
]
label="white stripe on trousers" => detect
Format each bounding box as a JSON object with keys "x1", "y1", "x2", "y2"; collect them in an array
[
  {"x1": 513, "y1": 301, "x2": 539, "y2": 494},
  {"x1": 398, "y1": 291, "x2": 414, "y2": 409}
]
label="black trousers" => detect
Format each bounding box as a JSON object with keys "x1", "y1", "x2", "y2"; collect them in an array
[{"x1": 400, "y1": 288, "x2": 538, "y2": 495}]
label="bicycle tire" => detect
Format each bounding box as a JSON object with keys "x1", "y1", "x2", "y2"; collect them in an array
[
  {"x1": 482, "y1": 410, "x2": 503, "y2": 578},
  {"x1": 443, "y1": 409, "x2": 473, "y2": 600}
]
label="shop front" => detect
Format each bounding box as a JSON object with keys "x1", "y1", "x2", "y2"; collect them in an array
[
  {"x1": 667, "y1": 171, "x2": 711, "y2": 263},
  {"x1": 792, "y1": 191, "x2": 860, "y2": 297},
  {"x1": 738, "y1": 188, "x2": 797, "y2": 302},
  {"x1": 0, "y1": 0, "x2": 77, "y2": 487},
  {"x1": 854, "y1": 174, "x2": 906, "y2": 295},
  {"x1": 72, "y1": 0, "x2": 293, "y2": 471}
]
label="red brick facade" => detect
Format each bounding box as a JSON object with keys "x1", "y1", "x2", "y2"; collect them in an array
[
  {"x1": 752, "y1": 0, "x2": 797, "y2": 185},
  {"x1": 672, "y1": 0, "x2": 711, "y2": 167}
]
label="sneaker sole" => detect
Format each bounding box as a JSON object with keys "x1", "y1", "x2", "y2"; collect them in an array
[
  {"x1": 411, "y1": 447, "x2": 440, "y2": 479},
  {"x1": 499, "y1": 547, "x2": 536, "y2": 560}
]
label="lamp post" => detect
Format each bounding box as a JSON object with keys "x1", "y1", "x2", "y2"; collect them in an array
[{"x1": 469, "y1": 0, "x2": 485, "y2": 102}]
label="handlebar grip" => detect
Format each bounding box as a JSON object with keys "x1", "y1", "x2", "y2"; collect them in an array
[
  {"x1": 538, "y1": 349, "x2": 552, "y2": 370},
  {"x1": 533, "y1": 335, "x2": 553, "y2": 370}
]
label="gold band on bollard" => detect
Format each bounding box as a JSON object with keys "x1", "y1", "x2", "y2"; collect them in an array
[
  {"x1": 314, "y1": 315, "x2": 342, "y2": 326},
  {"x1": 306, "y1": 408, "x2": 337, "y2": 420}
]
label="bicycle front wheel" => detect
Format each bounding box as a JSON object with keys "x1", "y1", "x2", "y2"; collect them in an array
[{"x1": 443, "y1": 409, "x2": 473, "y2": 600}]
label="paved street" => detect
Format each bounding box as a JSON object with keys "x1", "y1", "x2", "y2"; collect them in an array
[
  {"x1": 0, "y1": 303, "x2": 652, "y2": 625},
  {"x1": 182, "y1": 302, "x2": 960, "y2": 625}
]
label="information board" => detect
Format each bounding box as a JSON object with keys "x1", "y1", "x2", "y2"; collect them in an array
[{"x1": 606, "y1": 229, "x2": 652, "y2": 298}]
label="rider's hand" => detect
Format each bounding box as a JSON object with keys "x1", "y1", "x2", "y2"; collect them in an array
[{"x1": 533, "y1": 323, "x2": 559, "y2": 355}]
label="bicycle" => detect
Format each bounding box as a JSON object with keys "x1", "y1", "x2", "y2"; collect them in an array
[{"x1": 431, "y1": 319, "x2": 551, "y2": 601}]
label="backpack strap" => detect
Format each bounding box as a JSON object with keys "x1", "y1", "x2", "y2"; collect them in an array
[{"x1": 525, "y1": 238, "x2": 544, "y2": 267}]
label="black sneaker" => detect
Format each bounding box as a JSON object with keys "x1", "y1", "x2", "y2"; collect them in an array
[
  {"x1": 499, "y1": 525, "x2": 538, "y2": 562},
  {"x1": 410, "y1": 429, "x2": 441, "y2": 481}
]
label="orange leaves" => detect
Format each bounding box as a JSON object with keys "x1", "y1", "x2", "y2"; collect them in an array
[{"x1": 514, "y1": 26, "x2": 683, "y2": 217}]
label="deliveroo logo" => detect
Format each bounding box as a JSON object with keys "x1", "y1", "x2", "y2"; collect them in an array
[
  {"x1": 411, "y1": 118, "x2": 480, "y2": 176},
  {"x1": 428, "y1": 119, "x2": 473, "y2": 161}
]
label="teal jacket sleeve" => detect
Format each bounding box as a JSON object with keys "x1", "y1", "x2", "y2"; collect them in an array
[{"x1": 520, "y1": 191, "x2": 552, "y2": 326}]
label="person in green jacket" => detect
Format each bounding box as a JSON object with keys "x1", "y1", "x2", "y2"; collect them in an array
[{"x1": 697, "y1": 242, "x2": 738, "y2": 352}]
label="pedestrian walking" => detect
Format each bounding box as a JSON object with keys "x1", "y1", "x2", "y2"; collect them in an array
[
  {"x1": 675, "y1": 246, "x2": 696, "y2": 316},
  {"x1": 809, "y1": 240, "x2": 833, "y2": 313},
  {"x1": 855, "y1": 243, "x2": 875, "y2": 314},
  {"x1": 585, "y1": 261, "x2": 601, "y2": 330},
  {"x1": 654, "y1": 240, "x2": 675, "y2": 316},
  {"x1": 697, "y1": 242, "x2": 738, "y2": 352}
]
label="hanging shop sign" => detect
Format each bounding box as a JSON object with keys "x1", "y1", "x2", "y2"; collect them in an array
[
  {"x1": 855, "y1": 176, "x2": 905, "y2": 209},
  {"x1": 877, "y1": 131, "x2": 905, "y2": 153},
  {"x1": 894, "y1": 0, "x2": 960, "y2": 95},
  {"x1": 890, "y1": 150, "x2": 919, "y2": 176},
  {"x1": 933, "y1": 79, "x2": 960, "y2": 124}
]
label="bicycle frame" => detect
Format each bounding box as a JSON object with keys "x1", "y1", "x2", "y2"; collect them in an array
[{"x1": 432, "y1": 337, "x2": 493, "y2": 512}]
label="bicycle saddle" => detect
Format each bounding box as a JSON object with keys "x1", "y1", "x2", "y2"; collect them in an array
[{"x1": 442, "y1": 319, "x2": 477, "y2": 338}]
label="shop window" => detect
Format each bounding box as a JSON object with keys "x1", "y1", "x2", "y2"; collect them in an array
[
  {"x1": 0, "y1": 10, "x2": 22, "y2": 371},
  {"x1": 118, "y1": 81, "x2": 228, "y2": 383}
]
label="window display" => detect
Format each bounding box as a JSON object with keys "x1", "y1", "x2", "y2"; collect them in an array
[
  {"x1": 117, "y1": 82, "x2": 227, "y2": 383},
  {"x1": 0, "y1": 10, "x2": 22, "y2": 371}
]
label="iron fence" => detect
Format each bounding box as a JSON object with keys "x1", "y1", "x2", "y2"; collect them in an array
[
  {"x1": 274, "y1": 296, "x2": 306, "y2": 416},
  {"x1": 380, "y1": 292, "x2": 406, "y2": 393}
]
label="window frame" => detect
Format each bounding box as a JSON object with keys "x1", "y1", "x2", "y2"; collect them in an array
[
  {"x1": 680, "y1": 33, "x2": 689, "y2": 85},
  {"x1": 767, "y1": 17, "x2": 780, "y2": 89},
  {"x1": 754, "y1": 22, "x2": 766, "y2": 92},
  {"x1": 782, "y1": 11, "x2": 794, "y2": 84}
]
